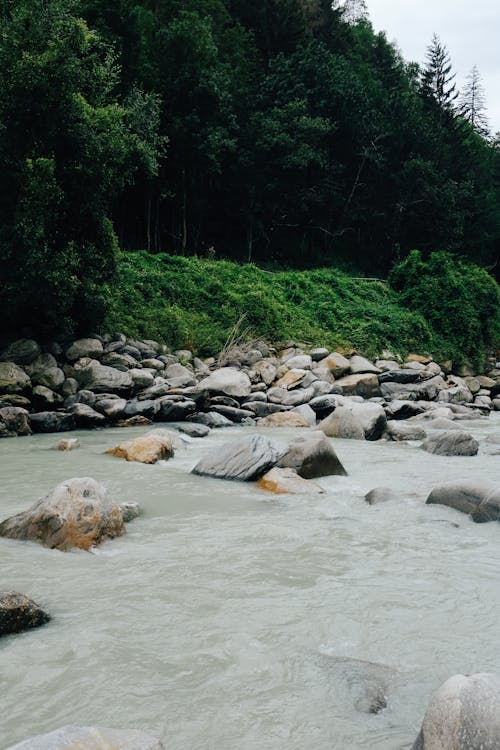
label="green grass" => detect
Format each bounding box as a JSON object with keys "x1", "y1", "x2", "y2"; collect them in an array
[{"x1": 103, "y1": 251, "x2": 499, "y2": 366}]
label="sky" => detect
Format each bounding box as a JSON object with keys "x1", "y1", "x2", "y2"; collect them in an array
[{"x1": 365, "y1": 0, "x2": 500, "y2": 133}]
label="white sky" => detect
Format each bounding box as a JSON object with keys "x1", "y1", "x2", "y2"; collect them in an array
[{"x1": 366, "y1": 0, "x2": 500, "y2": 133}]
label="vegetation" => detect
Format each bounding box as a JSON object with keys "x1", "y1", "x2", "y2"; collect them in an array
[{"x1": 105, "y1": 251, "x2": 499, "y2": 366}]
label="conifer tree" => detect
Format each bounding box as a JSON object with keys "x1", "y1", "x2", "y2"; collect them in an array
[
  {"x1": 421, "y1": 34, "x2": 458, "y2": 112},
  {"x1": 459, "y1": 65, "x2": 489, "y2": 137}
]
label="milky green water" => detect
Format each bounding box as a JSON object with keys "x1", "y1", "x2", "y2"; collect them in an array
[{"x1": 1, "y1": 415, "x2": 499, "y2": 749}]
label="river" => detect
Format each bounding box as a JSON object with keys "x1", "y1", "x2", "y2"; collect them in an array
[{"x1": 1, "y1": 415, "x2": 499, "y2": 749}]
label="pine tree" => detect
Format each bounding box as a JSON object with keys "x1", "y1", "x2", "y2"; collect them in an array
[
  {"x1": 337, "y1": 0, "x2": 368, "y2": 25},
  {"x1": 459, "y1": 65, "x2": 489, "y2": 137},
  {"x1": 421, "y1": 34, "x2": 458, "y2": 112}
]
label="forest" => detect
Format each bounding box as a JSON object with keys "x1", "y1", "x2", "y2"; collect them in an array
[{"x1": 0, "y1": 0, "x2": 499, "y2": 343}]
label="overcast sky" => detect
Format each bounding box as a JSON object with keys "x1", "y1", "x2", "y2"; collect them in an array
[{"x1": 366, "y1": 0, "x2": 500, "y2": 133}]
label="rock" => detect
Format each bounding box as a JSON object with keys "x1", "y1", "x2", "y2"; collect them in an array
[
  {"x1": 308, "y1": 395, "x2": 339, "y2": 419},
  {"x1": 55, "y1": 438, "x2": 80, "y2": 451},
  {"x1": 0, "y1": 362, "x2": 31, "y2": 393},
  {"x1": 412, "y1": 673, "x2": 500, "y2": 750},
  {"x1": 158, "y1": 399, "x2": 197, "y2": 421},
  {"x1": 378, "y1": 369, "x2": 421, "y2": 384},
  {"x1": 257, "y1": 412, "x2": 309, "y2": 428},
  {"x1": 75, "y1": 364, "x2": 133, "y2": 395},
  {"x1": 318, "y1": 352, "x2": 351, "y2": 378},
  {"x1": 364, "y1": 487, "x2": 399, "y2": 505},
  {"x1": 0, "y1": 407, "x2": 31, "y2": 436},
  {"x1": 176, "y1": 422, "x2": 210, "y2": 438},
  {"x1": 324, "y1": 657, "x2": 395, "y2": 714},
  {"x1": 115, "y1": 416, "x2": 153, "y2": 428},
  {"x1": 4, "y1": 726, "x2": 164, "y2": 750},
  {"x1": 257, "y1": 467, "x2": 325, "y2": 494},
  {"x1": 195, "y1": 367, "x2": 251, "y2": 398},
  {"x1": 293, "y1": 403, "x2": 317, "y2": 427},
  {"x1": 0, "y1": 394, "x2": 31, "y2": 408},
  {"x1": 274, "y1": 368, "x2": 307, "y2": 389},
  {"x1": 140, "y1": 358, "x2": 165, "y2": 371},
  {"x1": 0, "y1": 477, "x2": 125, "y2": 551},
  {"x1": 209, "y1": 404, "x2": 254, "y2": 423},
  {"x1": 61, "y1": 378, "x2": 78, "y2": 397},
  {"x1": 380, "y1": 375, "x2": 447, "y2": 402},
  {"x1": 384, "y1": 422, "x2": 427, "y2": 441},
  {"x1": 439, "y1": 385, "x2": 473, "y2": 404},
  {"x1": 416, "y1": 416, "x2": 461, "y2": 430},
  {"x1": 422, "y1": 431, "x2": 479, "y2": 456},
  {"x1": 105, "y1": 431, "x2": 176, "y2": 464},
  {"x1": 123, "y1": 398, "x2": 160, "y2": 420},
  {"x1": 384, "y1": 400, "x2": 426, "y2": 420},
  {"x1": 349, "y1": 355, "x2": 380, "y2": 374},
  {"x1": 406, "y1": 353, "x2": 432, "y2": 364},
  {"x1": 317, "y1": 406, "x2": 365, "y2": 440},
  {"x1": 187, "y1": 411, "x2": 233, "y2": 428},
  {"x1": 65, "y1": 338, "x2": 104, "y2": 362},
  {"x1": 267, "y1": 386, "x2": 315, "y2": 407},
  {"x1": 192, "y1": 434, "x2": 287, "y2": 481},
  {"x1": 95, "y1": 396, "x2": 127, "y2": 420},
  {"x1": 375, "y1": 359, "x2": 400, "y2": 371},
  {"x1": 334, "y1": 373, "x2": 381, "y2": 398},
  {"x1": 243, "y1": 402, "x2": 291, "y2": 418},
  {"x1": 32, "y1": 385, "x2": 63, "y2": 409},
  {"x1": 0, "y1": 592, "x2": 50, "y2": 637},
  {"x1": 310, "y1": 347, "x2": 329, "y2": 362},
  {"x1": 32, "y1": 366, "x2": 65, "y2": 391},
  {"x1": 68, "y1": 403, "x2": 107, "y2": 427},
  {"x1": 30, "y1": 412, "x2": 75, "y2": 433},
  {"x1": 426, "y1": 480, "x2": 500, "y2": 522},
  {"x1": 285, "y1": 354, "x2": 312, "y2": 370},
  {"x1": 253, "y1": 360, "x2": 278, "y2": 386},
  {"x1": 130, "y1": 369, "x2": 155, "y2": 388},
  {"x1": 101, "y1": 352, "x2": 140, "y2": 371},
  {"x1": 0, "y1": 339, "x2": 41, "y2": 365},
  {"x1": 118, "y1": 502, "x2": 142, "y2": 522},
  {"x1": 278, "y1": 432, "x2": 347, "y2": 478}
]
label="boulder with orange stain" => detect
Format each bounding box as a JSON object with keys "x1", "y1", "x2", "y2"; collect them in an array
[
  {"x1": 105, "y1": 429, "x2": 177, "y2": 464},
  {"x1": 257, "y1": 412, "x2": 309, "y2": 428},
  {"x1": 257, "y1": 467, "x2": 325, "y2": 495},
  {"x1": 0, "y1": 477, "x2": 125, "y2": 551}
]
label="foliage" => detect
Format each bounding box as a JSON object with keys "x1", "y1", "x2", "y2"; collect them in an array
[{"x1": 389, "y1": 250, "x2": 500, "y2": 368}]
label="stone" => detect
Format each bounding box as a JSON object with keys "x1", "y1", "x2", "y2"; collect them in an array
[
  {"x1": 158, "y1": 399, "x2": 197, "y2": 421},
  {"x1": 426, "y1": 480, "x2": 500, "y2": 522},
  {"x1": 115, "y1": 416, "x2": 153, "y2": 428},
  {"x1": 176, "y1": 422, "x2": 210, "y2": 438},
  {"x1": 406, "y1": 353, "x2": 432, "y2": 364},
  {"x1": 95, "y1": 396, "x2": 127, "y2": 420},
  {"x1": 0, "y1": 592, "x2": 50, "y2": 637},
  {"x1": 439, "y1": 385, "x2": 473, "y2": 404},
  {"x1": 101, "y1": 352, "x2": 139, "y2": 371},
  {"x1": 32, "y1": 366, "x2": 65, "y2": 391},
  {"x1": 0, "y1": 407, "x2": 31, "y2": 436},
  {"x1": 61, "y1": 378, "x2": 78, "y2": 398},
  {"x1": 65, "y1": 338, "x2": 103, "y2": 362},
  {"x1": 308, "y1": 395, "x2": 339, "y2": 420},
  {"x1": 349, "y1": 355, "x2": 380, "y2": 374},
  {"x1": 140, "y1": 358, "x2": 164, "y2": 371},
  {"x1": 412, "y1": 673, "x2": 500, "y2": 750},
  {"x1": 0, "y1": 477, "x2": 125, "y2": 551},
  {"x1": 55, "y1": 438, "x2": 80, "y2": 451},
  {"x1": 318, "y1": 352, "x2": 351, "y2": 378},
  {"x1": 187, "y1": 411, "x2": 233, "y2": 428},
  {"x1": 257, "y1": 412, "x2": 309, "y2": 428},
  {"x1": 211, "y1": 405, "x2": 255, "y2": 423},
  {"x1": 317, "y1": 406, "x2": 365, "y2": 440},
  {"x1": 422, "y1": 431, "x2": 479, "y2": 456},
  {"x1": 384, "y1": 400, "x2": 426, "y2": 420},
  {"x1": 285, "y1": 354, "x2": 312, "y2": 370},
  {"x1": 384, "y1": 422, "x2": 427, "y2": 441},
  {"x1": 32, "y1": 385, "x2": 63, "y2": 409},
  {"x1": 75, "y1": 364, "x2": 133, "y2": 395},
  {"x1": 30, "y1": 412, "x2": 75, "y2": 433},
  {"x1": 192, "y1": 434, "x2": 287, "y2": 481},
  {"x1": 334, "y1": 373, "x2": 381, "y2": 399},
  {"x1": 293, "y1": 403, "x2": 317, "y2": 427},
  {"x1": 257, "y1": 467, "x2": 325, "y2": 494},
  {"x1": 0, "y1": 394, "x2": 31, "y2": 408},
  {"x1": 130, "y1": 369, "x2": 155, "y2": 389},
  {"x1": 0, "y1": 339, "x2": 41, "y2": 365},
  {"x1": 123, "y1": 398, "x2": 159, "y2": 420},
  {"x1": 310, "y1": 347, "x2": 329, "y2": 362},
  {"x1": 274, "y1": 368, "x2": 307, "y2": 389},
  {"x1": 380, "y1": 376, "x2": 447, "y2": 402},
  {"x1": 253, "y1": 360, "x2": 278, "y2": 386},
  {"x1": 0, "y1": 362, "x2": 31, "y2": 393},
  {"x1": 267, "y1": 386, "x2": 315, "y2": 407},
  {"x1": 375, "y1": 359, "x2": 400, "y2": 371},
  {"x1": 105, "y1": 430, "x2": 176, "y2": 464},
  {"x1": 242, "y1": 402, "x2": 291, "y2": 418},
  {"x1": 68, "y1": 403, "x2": 106, "y2": 427},
  {"x1": 378, "y1": 369, "x2": 421, "y2": 384},
  {"x1": 5, "y1": 726, "x2": 164, "y2": 750},
  {"x1": 195, "y1": 367, "x2": 251, "y2": 398},
  {"x1": 278, "y1": 431, "x2": 347, "y2": 478},
  {"x1": 324, "y1": 657, "x2": 395, "y2": 715},
  {"x1": 118, "y1": 502, "x2": 142, "y2": 522},
  {"x1": 364, "y1": 487, "x2": 399, "y2": 505}
]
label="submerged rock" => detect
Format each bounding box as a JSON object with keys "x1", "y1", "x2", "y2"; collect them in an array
[
  {"x1": 118, "y1": 502, "x2": 142, "y2": 522},
  {"x1": 426, "y1": 480, "x2": 500, "y2": 522},
  {"x1": 257, "y1": 412, "x2": 309, "y2": 428},
  {"x1": 0, "y1": 477, "x2": 125, "y2": 551},
  {"x1": 421, "y1": 430, "x2": 479, "y2": 456},
  {"x1": 55, "y1": 438, "x2": 80, "y2": 451},
  {"x1": 257, "y1": 467, "x2": 325, "y2": 494},
  {"x1": 105, "y1": 430, "x2": 176, "y2": 464},
  {"x1": 0, "y1": 592, "x2": 50, "y2": 637},
  {"x1": 4, "y1": 726, "x2": 164, "y2": 750},
  {"x1": 412, "y1": 673, "x2": 500, "y2": 750},
  {"x1": 192, "y1": 434, "x2": 287, "y2": 481}
]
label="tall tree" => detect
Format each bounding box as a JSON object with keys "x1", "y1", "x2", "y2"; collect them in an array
[
  {"x1": 459, "y1": 65, "x2": 489, "y2": 138},
  {"x1": 421, "y1": 34, "x2": 458, "y2": 113}
]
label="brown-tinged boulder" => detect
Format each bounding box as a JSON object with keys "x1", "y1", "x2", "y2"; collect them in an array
[
  {"x1": 0, "y1": 477, "x2": 125, "y2": 551},
  {"x1": 192, "y1": 434, "x2": 287, "y2": 481},
  {"x1": 274, "y1": 368, "x2": 307, "y2": 389},
  {"x1": 406, "y1": 353, "x2": 432, "y2": 364},
  {"x1": 318, "y1": 352, "x2": 351, "y2": 378},
  {"x1": 0, "y1": 339, "x2": 40, "y2": 365},
  {"x1": 334, "y1": 373, "x2": 381, "y2": 398},
  {"x1": 278, "y1": 431, "x2": 347, "y2": 478},
  {"x1": 412, "y1": 673, "x2": 500, "y2": 750},
  {"x1": 195, "y1": 367, "x2": 251, "y2": 398},
  {"x1": 258, "y1": 412, "x2": 309, "y2": 428},
  {"x1": 253, "y1": 359, "x2": 278, "y2": 386},
  {"x1": 0, "y1": 592, "x2": 50, "y2": 637},
  {"x1": 105, "y1": 429, "x2": 177, "y2": 464},
  {"x1": 65, "y1": 337, "x2": 104, "y2": 362},
  {"x1": 115, "y1": 415, "x2": 153, "y2": 428},
  {"x1": 55, "y1": 438, "x2": 80, "y2": 451},
  {"x1": 0, "y1": 407, "x2": 31, "y2": 436},
  {"x1": 4, "y1": 726, "x2": 164, "y2": 750},
  {"x1": 422, "y1": 431, "x2": 479, "y2": 456},
  {"x1": 0, "y1": 362, "x2": 31, "y2": 393},
  {"x1": 257, "y1": 467, "x2": 325, "y2": 494},
  {"x1": 426, "y1": 480, "x2": 500, "y2": 522}
]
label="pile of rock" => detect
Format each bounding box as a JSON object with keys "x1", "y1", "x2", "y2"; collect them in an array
[{"x1": 0, "y1": 336, "x2": 498, "y2": 439}]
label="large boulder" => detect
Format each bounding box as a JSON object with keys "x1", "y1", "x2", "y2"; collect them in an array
[
  {"x1": 318, "y1": 402, "x2": 386, "y2": 441},
  {"x1": 384, "y1": 422, "x2": 427, "y2": 441},
  {"x1": 0, "y1": 362, "x2": 31, "y2": 393},
  {"x1": 412, "y1": 673, "x2": 500, "y2": 750},
  {"x1": 75, "y1": 364, "x2": 133, "y2": 395},
  {"x1": 0, "y1": 477, "x2": 125, "y2": 551},
  {"x1": 105, "y1": 430, "x2": 177, "y2": 464},
  {"x1": 65, "y1": 338, "x2": 104, "y2": 362},
  {"x1": 0, "y1": 339, "x2": 40, "y2": 365},
  {"x1": 30, "y1": 412, "x2": 75, "y2": 433},
  {"x1": 422, "y1": 431, "x2": 479, "y2": 456},
  {"x1": 0, "y1": 592, "x2": 50, "y2": 637},
  {"x1": 317, "y1": 406, "x2": 365, "y2": 440},
  {"x1": 192, "y1": 434, "x2": 287, "y2": 481},
  {"x1": 257, "y1": 467, "x2": 325, "y2": 494},
  {"x1": 334, "y1": 373, "x2": 381, "y2": 399},
  {"x1": 349, "y1": 355, "x2": 380, "y2": 375},
  {"x1": 278, "y1": 432, "x2": 347, "y2": 478},
  {"x1": 68, "y1": 403, "x2": 106, "y2": 427},
  {"x1": 195, "y1": 367, "x2": 251, "y2": 398},
  {"x1": 318, "y1": 352, "x2": 351, "y2": 378},
  {"x1": 5, "y1": 726, "x2": 164, "y2": 750},
  {"x1": 381, "y1": 375, "x2": 447, "y2": 402},
  {"x1": 426, "y1": 480, "x2": 500, "y2": 522},
  {"x1": 187, "y1": 411, "x2": 233, "y2": 428},
  {"x1": 32, "y1": 366, "x2": 65, "y2": 391},
  {"x1": 257, "y1": 412, "x2": 309, "y2": 428},
  {"x1": 267, "y1": 386, "x2": 315, "y2": 407},
  {"x1": 0, "y1": 407, "x2": 31, "y2": 436}
]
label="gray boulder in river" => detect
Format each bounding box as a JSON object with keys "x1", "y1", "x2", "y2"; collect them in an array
[
  {"x1": 192, "y1": 434, "x2": 287, "y2": 481},
  {"x1": 277, "y1": 432, "x2": 347, "y2": 478},
  {"x1": 4, "y1": 726, "x2": 164, "y2": 750},
  {"x1": 413, "y1": 673, "x2": 500, "y2": 749},
  {"x1": 0, "y1": 592, "x2": 50, "y2": 637},
  {"x1": 0, "y1": 477, "x2": 126, "y2": 551},
  {"x1": 421, "y1": 430, "x2": 479, "y2": 456},
  {"x1": 426, "y1": 480, "x2": 500, "y2": 522}
]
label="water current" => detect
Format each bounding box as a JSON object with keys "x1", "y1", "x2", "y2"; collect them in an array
[{"x1": 1, "y1": 415, "x2": 499, "y2": 749}]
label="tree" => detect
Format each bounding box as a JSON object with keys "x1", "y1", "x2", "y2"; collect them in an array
[
  {"x1": 459, "y1": 65, "x2": 489, "y2": 138},
  {"x1": 337, "y1": 0, "x2": 368, "y2": 25},
  {"x1": 421, "y1": 34, "x2": 458, "y2": 113},
  {"x1": 0, "y1": 0, "x2": 163, "y2": 336}
]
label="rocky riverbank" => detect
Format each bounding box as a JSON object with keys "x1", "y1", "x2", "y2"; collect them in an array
[{"x1": 0, "y1": 335, "x2": 499, "y2": 439}]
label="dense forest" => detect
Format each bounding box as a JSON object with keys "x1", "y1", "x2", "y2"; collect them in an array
[{"x1": 0, "y1": 0, "x2": 499, "y2": 341}]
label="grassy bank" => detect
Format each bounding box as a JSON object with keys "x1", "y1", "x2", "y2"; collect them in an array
[{"x1": 104, "y1": 251, "x2": 500, "y2": 367}]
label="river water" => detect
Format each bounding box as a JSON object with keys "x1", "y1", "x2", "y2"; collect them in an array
[{"x1": 1, "y1": 415, "x2": 499, "y2": 750}]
